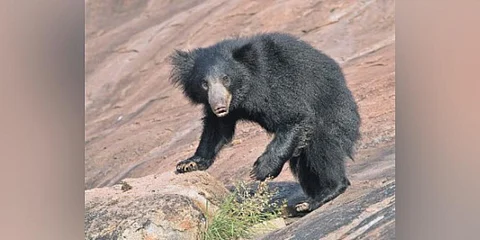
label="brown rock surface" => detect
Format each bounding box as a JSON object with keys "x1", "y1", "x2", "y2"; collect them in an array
[
  {"x1": 85, "y1": 171, "x2": 228, "y2": 240},
  {"x1": 86, "y1": 0, "x2": 395, "y2": 239}
]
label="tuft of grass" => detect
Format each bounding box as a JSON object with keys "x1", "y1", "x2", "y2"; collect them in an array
[{"x1": 202, "y1": 179, "x2": 286, "y2": 240}]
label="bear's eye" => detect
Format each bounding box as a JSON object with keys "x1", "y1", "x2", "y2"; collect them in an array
[
  {"x1": 201, "y1": 80, "x2": 208, "y2": 90},
  {"x1": 222, "y1": 75, "x2": 230, "y2": 86}
]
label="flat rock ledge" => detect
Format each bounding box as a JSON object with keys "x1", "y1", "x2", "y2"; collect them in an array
[{"x1": 85, "y1": 171, "x2": 229, "y2": 240}]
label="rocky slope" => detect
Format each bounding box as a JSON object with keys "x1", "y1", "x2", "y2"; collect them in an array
[{"x1": 85, "y1": 0, "x2": 395, "y2": 239}]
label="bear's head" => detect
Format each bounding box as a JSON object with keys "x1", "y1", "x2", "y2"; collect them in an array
[{"x1": 169, "y1": 42, "x2": 259, "y2": 117}]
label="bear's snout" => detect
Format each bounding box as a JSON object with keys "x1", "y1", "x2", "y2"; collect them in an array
[{"x1": 208, "y1": 82, "x2": 232, "y2": 117}]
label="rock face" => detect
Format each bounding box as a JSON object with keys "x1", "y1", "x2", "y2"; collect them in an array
[
  {"x1": 85, "y1": 0, "x2": 396, "y2": 239},
  {"x1": 85, "y1": 171, "x2": 229, "y2": 240},
  {"x1": 85, "y1": 0, "x2": 395, "y2": 191}
]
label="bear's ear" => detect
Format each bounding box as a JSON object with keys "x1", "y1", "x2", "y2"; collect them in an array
[
  {"x1": 232, "y1": 43, "x2": 258, "y2": 71},
  {"x1": 169, "y1": 49, "x2": 195, "y2": 86}
]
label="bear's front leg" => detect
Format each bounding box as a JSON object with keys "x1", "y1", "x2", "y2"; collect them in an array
[
  {"x1": 250, "y1": 121, "x2": 313, "y2": 181},
  {"x1": 175, "y1": 111, "x2": 236, "y2": 174}
]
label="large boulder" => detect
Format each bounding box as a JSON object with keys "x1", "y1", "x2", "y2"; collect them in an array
[{"x1": 85, "y1": 171, "x2": 229, "y2": 240}]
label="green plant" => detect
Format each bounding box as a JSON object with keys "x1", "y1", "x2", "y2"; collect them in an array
[{"x1": 202, "y1": 179, "x2": 286, "y2": 240}]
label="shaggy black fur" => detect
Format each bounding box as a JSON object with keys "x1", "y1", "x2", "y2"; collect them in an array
[{"x1": 169, "y1": 32, "x2": 361, "y2": 215}]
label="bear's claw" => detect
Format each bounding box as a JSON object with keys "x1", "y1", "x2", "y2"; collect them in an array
[
  {"x1": 176, "y1": 161, "x2": 198, "y2": 173},
  {"x1": 295, "y1": 202, "x2": 310, "y2": 212}
]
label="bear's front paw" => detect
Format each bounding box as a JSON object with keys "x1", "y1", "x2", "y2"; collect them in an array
[
  {"x1": 249, "y1": 155, "x2": 282, "y2": 181},
  {"x1": 176, "y1": 160, "x2": 198, "y2": 173},
  {"x1": 175, "y1": 156, "x2": 212, "y2": 174}
]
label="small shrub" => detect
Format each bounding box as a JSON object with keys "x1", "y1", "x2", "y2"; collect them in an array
[{"x1": 202, "y1": 179, "x2": 286, "y2": 240}]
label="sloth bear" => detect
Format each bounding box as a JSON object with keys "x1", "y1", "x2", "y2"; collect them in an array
[{"x1": 169, "y1": 32, "x2": 360, "y2": 214}]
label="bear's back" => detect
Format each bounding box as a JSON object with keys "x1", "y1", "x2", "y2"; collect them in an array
[{"x1": 245, "y1": 33, "x2": 348, "y2": 104}]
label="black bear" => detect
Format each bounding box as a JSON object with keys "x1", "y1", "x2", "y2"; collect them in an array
[{"x1": 169, "y1": 32, "x2": 360, "y2": 214}]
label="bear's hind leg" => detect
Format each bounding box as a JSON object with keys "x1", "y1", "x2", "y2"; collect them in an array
[
  {"x1": 293, "y1": 145, "x2": 350, "y2": 214},
  {"x1": 295, "y1": 177, "x2": 350, "y2": 213}
]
